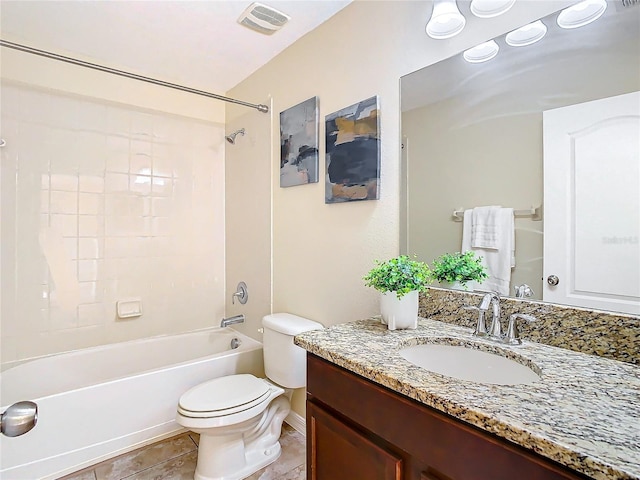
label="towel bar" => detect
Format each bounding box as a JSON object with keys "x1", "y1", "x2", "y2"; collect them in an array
[{"x1": 452, "y1": 206, "x2": 542, "y2": 222}]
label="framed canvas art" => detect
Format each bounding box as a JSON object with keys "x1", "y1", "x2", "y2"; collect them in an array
[
  {"x1": 280, "y1": 96, "x2": 319, "y2": 187},
  {"x1": 325, "y1": 96, "x2": 380, "y2": 203}
]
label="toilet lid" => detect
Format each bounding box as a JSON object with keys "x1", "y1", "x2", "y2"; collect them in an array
[{"x1": 178, "y1": 374, "x2": 270, "y2": 415}]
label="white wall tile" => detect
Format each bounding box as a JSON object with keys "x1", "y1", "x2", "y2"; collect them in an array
[
  {"x1": 130, "y1": 140, "x2": 152, "y2": 158},
  {"x1": 79, "y1": 175, "x2": 105, "y2": 193},
  {"x1": 78, "y1": 237, "x2": 103, "y2": 259},
  {"x1": 63, "y1": 238, "x2": 79, "y2": 260},
  {"x1": 78, "y1": 259, "x2": 102, "y2": 282},
  {"x1": 79, "y1": 281, "x2": 104, "y2": 304},
  {"x1": 106, "y1": 153, "x2": 130, "y2": 174},
  {"x1": 41, "y1": 192, "x2": 50, "y2": 214},
  {"x1": 130, "y1": 152, "x2": 153, "y2": 175},
  {"x1": 50, "y1": 148, "x2": 80, "y2": 175},
  {"x1": 78, "y1": 303, "x2": 106, "y2": 327},
  {"x1": 79, "y1": 192, "x2": 104, "y2": 215},
  {"x1": 131, "y1": 112, "x2": 154, "y2": 137},
  {"x1": 151, "y1": 177, "x2": 173, "y2": 196},
  {"x1": 79, "y1": 215, "x2": 104, "y2": 237},
  {"x1": 105, "y1": 194, "x2": 130, "y2": 216},
  {"x1": 50, "y1": 214, "x2": 78, "y2": 237},
  {"x1": 129, "y1": 174, "x2": 152, "y2": 195},
  {"x1": 49, "y1": 306, "x2": 78, "y2": 330},
  {"x1": 0, "y1": 337, "x2": 18, "y2": 364},
  {"x1": 105, "y1": 172, "x2": 130, "y2": 193},
  {"x1": 106, "y1": 107, "x2": 131, "y2": 136},
  {"x1": 2, "y1": 84, "x2": 225, "y2": 363},
  {"x1": 151, "y1": 197, "x2": 172, "y2": 217},
  {"x1": 151, "y1": 144, "x2": 173, "y2": 178},
  {"x1": 50, "y1": 173, "x2": 79, "y2": 192},
  {"x1": 50, "y1": 191, "x2": 78, "y2": 214}
]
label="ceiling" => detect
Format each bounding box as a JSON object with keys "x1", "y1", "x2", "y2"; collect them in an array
[{"x1": 0, "y1": 0, "x2": 351, "y2": 94}]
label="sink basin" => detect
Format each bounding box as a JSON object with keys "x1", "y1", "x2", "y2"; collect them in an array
[{"x1": 399, "y1": 343, "x2": 540, "y2": 385}]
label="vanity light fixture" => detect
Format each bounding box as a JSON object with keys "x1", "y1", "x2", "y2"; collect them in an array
[
  {"x1": 505, "y1": 20, "x2": 548, "y2": 47},
  {"x1": 463, "y1": 39, "x2": 500, "y2": 63},
  {"x1": 426, "y1": 0, "x2": 466, "y2": 39},
  {"x1": 470, "y1": 0, "x2": 516, "y2": 18},
  {"x1": 557, "y1": 0, "x2": 607, "y2": 29}
]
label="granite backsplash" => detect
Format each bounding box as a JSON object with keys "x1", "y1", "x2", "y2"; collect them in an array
[{"x1": 419, "y1": 287, "x2": 639, "y2": 365}]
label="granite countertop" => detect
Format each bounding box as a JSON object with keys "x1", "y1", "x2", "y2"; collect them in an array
[{"x1": 294, "y1": 318, "x2": 640, "y2": 480}]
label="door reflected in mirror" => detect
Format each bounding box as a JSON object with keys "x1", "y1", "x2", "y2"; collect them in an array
[{"x1": 400, "y1": 2, "x2": 640, "y2": 314}]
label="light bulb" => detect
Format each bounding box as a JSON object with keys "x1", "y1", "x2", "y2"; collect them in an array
[{"x1": 426, "y1": 0, "x2": 466, "y2": 39}]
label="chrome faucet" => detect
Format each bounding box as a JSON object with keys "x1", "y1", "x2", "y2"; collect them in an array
[
  {"x1": 465, "y1": 292, "x2": 537, "y2": 345},
  {"x1": 484, "y1": 292, "x2": 502, "y2": 339},
  {"x1": 463, "y1": 304, "x2": 488, "y2": 337},
  {"x1": 505, "y1": 313, "x2": 537, "y2": 345},
  {"x1": 514, "y1": 284, "x2": 534, "y2": 299},
  {"x1": 220, "y1": 314, "x2": 245, "y2": 328}
]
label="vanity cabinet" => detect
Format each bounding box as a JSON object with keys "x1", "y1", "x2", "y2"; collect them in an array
[{"x1": 305, "y1": 354, "x2": 588, "y2": 480}]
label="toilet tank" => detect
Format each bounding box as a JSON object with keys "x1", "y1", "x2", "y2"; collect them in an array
[{"x1": 262, "y1": 313, "x2": 323, "y2": 388}]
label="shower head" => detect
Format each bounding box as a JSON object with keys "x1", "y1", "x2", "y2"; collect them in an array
[{"x1": 225, "y1": 128, "x2": 245, "y2": 144}]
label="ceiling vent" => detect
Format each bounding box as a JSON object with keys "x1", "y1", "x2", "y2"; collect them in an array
[{"x1": 238, "y1": 2, "x2": 291, "y2": 35}]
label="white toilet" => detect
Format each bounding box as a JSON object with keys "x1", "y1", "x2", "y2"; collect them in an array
[{"x1": 176, "y1": 313, "x2": 322, "y2": 480}]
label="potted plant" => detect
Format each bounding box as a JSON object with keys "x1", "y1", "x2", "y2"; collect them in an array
[
  {"x1": 431, "y1": 251, "x2": 488, "y2": 290},
  {"x1": 363, "y1": 255, "x2": 431, "y2": 330}
]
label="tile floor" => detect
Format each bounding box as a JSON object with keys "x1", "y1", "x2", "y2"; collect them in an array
[{"x1": 59, "y1": 424, "x2": 306, "y2": 480}]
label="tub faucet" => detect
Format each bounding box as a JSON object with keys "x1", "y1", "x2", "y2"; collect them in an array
[{"x1": 220, "y1": 314, "x2": 245, "y2": 328}]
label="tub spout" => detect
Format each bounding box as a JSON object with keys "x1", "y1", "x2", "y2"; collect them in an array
[{"x1": 221, "y1": 314, "x2": 245, "y2": 328}]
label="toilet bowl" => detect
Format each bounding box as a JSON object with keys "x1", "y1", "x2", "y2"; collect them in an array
[{"x1": 176, "y1": 313, "x2": 322, "y2": 480}]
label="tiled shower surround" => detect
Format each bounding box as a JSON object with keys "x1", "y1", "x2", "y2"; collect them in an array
[{"x1": 1, "y1": 83, "x2": 226, "y2": 364}]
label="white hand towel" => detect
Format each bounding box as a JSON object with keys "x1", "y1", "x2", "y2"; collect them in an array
[
  {"x1": 462, "y1": 207, "x2": 515, "y2": 295},
  {"x1": 471, "y1": 206, "x2": 501, "y2": 249}
]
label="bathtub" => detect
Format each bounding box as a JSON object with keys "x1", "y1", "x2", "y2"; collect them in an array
[{"x1": 0, "y1": 327, "x2": 263, "y2": 480}]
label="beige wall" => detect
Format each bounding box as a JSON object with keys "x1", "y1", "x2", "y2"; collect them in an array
[{"x1": 226, "y1": 1, "x2": 574, "y2": 417}]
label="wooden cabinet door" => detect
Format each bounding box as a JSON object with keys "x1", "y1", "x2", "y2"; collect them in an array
[
  {"x1": 307, "y1": 354, "x2": 587, "y2": 480},
  {"x1": 307, "y1": 401, "x2": 403, "y2": 480}
]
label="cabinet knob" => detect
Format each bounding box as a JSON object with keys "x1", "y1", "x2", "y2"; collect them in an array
[{"x1": 547, "y1": 275, "x2": 559, "y2": 286}]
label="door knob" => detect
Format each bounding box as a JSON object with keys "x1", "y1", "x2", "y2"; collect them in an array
[
  {"x1": 1, "y1": 401, "x2": 38, "y2": 437},
  {"x1": 547, "y1": 275, "x2": 559, "y2": 286}
]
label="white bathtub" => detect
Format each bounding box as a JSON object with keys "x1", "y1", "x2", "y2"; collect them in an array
[{"x1": 0, "y1": 327, "x2": 263, "y2": 480}]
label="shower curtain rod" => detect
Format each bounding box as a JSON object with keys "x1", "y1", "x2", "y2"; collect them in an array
[{"x1": 0, "y1": 39, "x2": 269, "y2": 114}]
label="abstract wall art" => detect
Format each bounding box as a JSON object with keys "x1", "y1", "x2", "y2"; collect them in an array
[
  {"x1": 280, "y1": 96, "x2": 319, "y2": 187},
  {"x1": 325, "y1": 96, "x2": 380, "y2": 203}
]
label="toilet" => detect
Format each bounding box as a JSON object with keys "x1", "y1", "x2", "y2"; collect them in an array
[{"x1": 176, "y1": 313, "x2": 323, "y2": 480}]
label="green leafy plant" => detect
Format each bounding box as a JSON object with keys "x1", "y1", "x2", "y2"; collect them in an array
[
  {"x1": 431, "y1": 251, "x2": 488, "y2": 288},
  {"x1": 363, "y1": 255, "x2": 432, "y2": 299}
]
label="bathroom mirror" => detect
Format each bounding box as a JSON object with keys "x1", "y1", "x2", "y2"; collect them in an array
[{"x1": 400, "y1": 1, "x2": 640, "y2": 311}]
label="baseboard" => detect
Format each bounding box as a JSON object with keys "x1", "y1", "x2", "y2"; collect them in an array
[{"x1": 284, "y1": 411, "x2": 305, "y2": 435}]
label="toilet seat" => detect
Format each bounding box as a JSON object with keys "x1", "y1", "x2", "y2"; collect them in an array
[{"x1": 178, "y1": 374, "x2": 271, "y2": 419}]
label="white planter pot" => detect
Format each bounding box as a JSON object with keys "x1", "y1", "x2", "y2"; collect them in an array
[
  {"x1": 440, "y1": 281, "x2": 470, "y2": 291},
  {"x1": 440, "y1": 282, "x2": 466, "y2": 290},
  {"x1": 380, "y1": 290, "x2": 418, "y2": 330}
]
